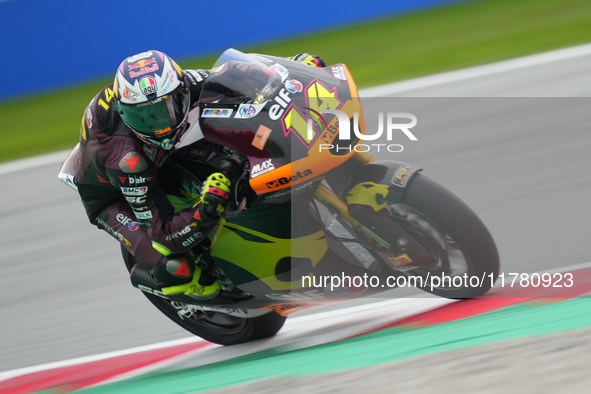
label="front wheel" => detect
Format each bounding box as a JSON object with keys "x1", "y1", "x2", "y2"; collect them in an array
[
  {"x1": 387, "y1": 174, "x2": 499, "y2": 298},
  {"x1": 122, "y1": 247, "x2": 286, "y2": 345}
]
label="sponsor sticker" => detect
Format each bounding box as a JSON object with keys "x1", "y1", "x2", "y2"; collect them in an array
[
  {"x1": 130, "y1": 64, "x2": 159, "y2": 79},
  {"x1": 252, "y1": 125, "x2": 272, "y2": 150},
  {"x1": 211, "y1": 63, "x2": 226, "y2": 73},
  {"x1": 128, "y1": 221, "x2": 140, "y2": 231},
  {"x1": 255, "y1": 55, "x2": 272, "y2": 63},
  {"x1": 125, "y1": 195, "x2": 146, "y2": 203},
  {"x1": 202, "y1": 108, "x2": 233, "y2": 118},
  {"x1": 139, "y1": 76, "x2": 157, "y2": 95},
  {"x1": 122, "y1": 88, "x2": 139, "y2": 101},
  {"x1": 127, "y1": 51, "x2": 152, "y2": 63},
  {"x1": 331, "y1": 65, "x2": 347, "y2": 81},
  {"x1": 165, "y1": 225, "x2": 191, "y2": 241},
  {"x1": 251, "y1": 159, "x2": 275, "y2": 178},
  {"x1": 271, "y1": 63, "x2": 289, "y2": 80},
  {"x1": 159, "y1": 70, "x2": 176, "y2": 95},
  {"x1": 119, "y1": 152, "x2": 148, "y2": 173},
  {"x1": 130, "y1": 58, "x2": 156, "y2": 70},
  {"x1": 266, "y1": 169, "x2": 313, "y2": 188},
  {"x1": 154, "y1": 127, "x2": 171, "y2": 135},
  {"x1": 97, "y1": 173, "x2": 109, "y2": 184}
]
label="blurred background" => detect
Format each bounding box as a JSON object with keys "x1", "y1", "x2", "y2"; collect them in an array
[
  {"x1": 2, "y1": 0, "x2": 591, "y2": 162},
  {"x1": 2, "y1": 0, "x2": 591, "y2": 393}
]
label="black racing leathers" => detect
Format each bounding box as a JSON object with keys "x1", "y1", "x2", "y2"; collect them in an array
[{"x1": 74, "y1": 69, "x2": 220, "y2": 271}]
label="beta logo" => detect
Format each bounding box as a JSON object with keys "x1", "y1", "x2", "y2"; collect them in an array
[
  {"x1": 266, "y1": 169, "x2": 313, "y2": 188},
  {"x1": 130, "y1": 59, "x2": 156, "y2": 70},
  {"x1": 116, "y1": 213, "x2": 133, "y2": 226},
  {"x1": 182, "y1": 232, "x2": 203, "y2": 247},
  {"x1": 129, "y1": 176, "x2": 150, "y2": 185},
  {"x1": 165, "y1": 225, "x2": 191, "y2": 241},
  {"x1": 122, "y1": 88, "x2": 139, "y2": 101},
  {"x1": 251, "y1": 159, "x2": 275, "y2": 178}
]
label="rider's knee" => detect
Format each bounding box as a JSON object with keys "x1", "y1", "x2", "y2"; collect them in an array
[{"x1": 152, "y1": 254, "x2": 195, "y2": 287}]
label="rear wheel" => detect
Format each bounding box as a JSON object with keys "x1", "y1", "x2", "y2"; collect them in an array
[{"x1": 122, "y1": 247, "x2": 286, "y2": 345}]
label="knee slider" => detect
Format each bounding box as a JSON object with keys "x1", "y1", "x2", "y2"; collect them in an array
[{"x1": 153, "y1": 254, "x2": 195, "y2": 287}]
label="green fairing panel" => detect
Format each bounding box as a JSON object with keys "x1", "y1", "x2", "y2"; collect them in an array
[{"x1": 211, "y1": 219, "x2": 329, "y2": 291}]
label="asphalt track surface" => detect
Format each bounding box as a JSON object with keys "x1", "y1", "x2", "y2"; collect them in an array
[{"x1": 1, "y1": 48, "x2": 591, "y2": 374}]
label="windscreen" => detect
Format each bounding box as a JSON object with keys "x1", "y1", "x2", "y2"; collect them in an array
[{"x1": 200, "y1": 49, "x2": 283, "y2": 105}]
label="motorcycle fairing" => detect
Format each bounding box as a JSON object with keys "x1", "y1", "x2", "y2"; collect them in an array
[
  {"x1": 345, "y1": 161, "x2": 423, "y2": 205},
  {"x1": 199, "y1": 49, "x2": 366, "y2": 197}
]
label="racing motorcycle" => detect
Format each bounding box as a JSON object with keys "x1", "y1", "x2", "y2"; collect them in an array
[{"x1": 59, "y1": 49, "x2": 499, "y2": 345}]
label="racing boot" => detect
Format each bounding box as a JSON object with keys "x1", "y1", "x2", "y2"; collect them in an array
[{"x1": 154, "y1": 255, "x2": 221, "y2": 300}]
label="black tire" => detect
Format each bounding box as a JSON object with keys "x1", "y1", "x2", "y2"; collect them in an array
[
  {"x1": 121, "y1": 246, "x2": 286, "y2": 345},
  {"x1": 394, "y1": 173, "x2": 500, "y2": 298},
  {"x1": 143, "y1": 293, "x2": 287, "y2": 345}
]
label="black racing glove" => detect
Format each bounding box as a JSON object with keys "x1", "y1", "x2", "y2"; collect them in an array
[{"x1": 288, "y1": 53, "x2": 326, "y2": 67}]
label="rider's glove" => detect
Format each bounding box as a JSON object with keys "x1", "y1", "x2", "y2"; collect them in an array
[
  {"x1": 201, "y1": 172, "x2": 231, "y2": 214},
  {"x1": 288, "y1": 53, "x2": 326, "y2": 68}
]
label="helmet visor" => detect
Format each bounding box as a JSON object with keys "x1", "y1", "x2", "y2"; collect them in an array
[{"x1": 119, "y1": 87, "x2": 189, "y2": 142}]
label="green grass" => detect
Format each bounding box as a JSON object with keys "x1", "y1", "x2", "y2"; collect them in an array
[{"x1": 2, "y1": 0, "x2": 591, "y2": 163}]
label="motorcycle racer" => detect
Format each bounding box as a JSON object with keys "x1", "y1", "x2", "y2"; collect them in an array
[{"x1": 74, "y1": 50, "x2": 324, "y2": 298}]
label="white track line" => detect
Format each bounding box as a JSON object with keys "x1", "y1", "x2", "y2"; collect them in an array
[
  {"x1": 3, "y1": 42, "x2": 591, "y2": 176},
  {"x1": 0, "y1": 336, "x2": 207, "y2": 382}
]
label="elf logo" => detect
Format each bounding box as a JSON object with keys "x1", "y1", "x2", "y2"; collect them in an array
[{"x1": 124, "y1": 157, "x2": 140, "y2": 171}]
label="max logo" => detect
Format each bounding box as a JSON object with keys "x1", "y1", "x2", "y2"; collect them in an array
[
  {"x1": 266, "y1": 169, "x2": 313, "y2": 188},
  {"x1": 119, "y1": 153, "x2": 147, "y2": 173},
  {"x1": 129, "y1": 59, "x2": 156, "y2": 70}
]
